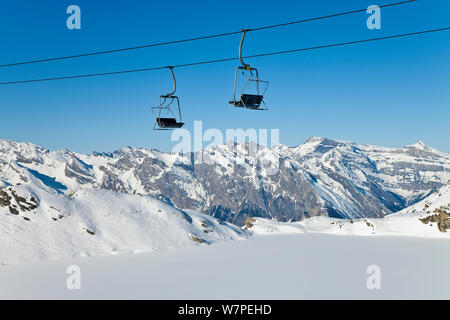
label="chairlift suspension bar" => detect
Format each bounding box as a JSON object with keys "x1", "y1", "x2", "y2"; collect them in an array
[
  {"x1": 167, "y1": 66, "x2": 176, "y2": 97},
  {"x1": 239, "y1": 30, "x2": 251, "y2": 70},
  {"x1": 232, "y1": 67, "x2": 239, "y2": 103},
  {"x1": 254, "y1": 68, "x2": 260, "y2": 96}
]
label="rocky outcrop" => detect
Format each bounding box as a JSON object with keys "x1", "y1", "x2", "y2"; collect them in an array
[
  {"x1": 420, "y1": 206, "x2": 450, "y2": 233},
  {"x1": 0, "y1": 187, "x2": 38, "y2": 215}
]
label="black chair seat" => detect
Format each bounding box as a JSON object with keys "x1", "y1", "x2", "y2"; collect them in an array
[
  {"x1": 229, "y1": 94, "x2": 264, "y2": 109},
  {"x1": 241, "y1": 94, "x2": 263, "y2": 107},
  {"x1": 156, "y1": 118, "x2": 184, "y2": 128}
]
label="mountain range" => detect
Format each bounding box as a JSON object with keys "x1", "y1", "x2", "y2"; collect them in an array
[{"x1": 1, "y1": 138, "x2": 449, "y2": 226}]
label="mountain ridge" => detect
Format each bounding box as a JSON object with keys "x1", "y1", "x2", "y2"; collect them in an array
[{"x1": 1, "y1": 137, "x2": 449, "y2": 225}]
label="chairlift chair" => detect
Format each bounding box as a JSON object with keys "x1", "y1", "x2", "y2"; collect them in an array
[
  {"x1": 229, "y1": 30, "x2": 269, "y2": 111},
  {"x1": 153, "y1": 67, "x2": 185, "y2": 130}
]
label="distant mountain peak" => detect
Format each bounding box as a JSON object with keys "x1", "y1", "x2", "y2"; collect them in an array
[
  {"x1": 305, "y1": 137, "x2": 331, "y2": 144},
  {"x1": 410, "y1": 140, "x2": 427, "y2": 148},
  {"x1": 303, "y1": 137, "x2": 356, "y2": 147},
  {"x1": 405, "y1": 141, "x2": 439, "y2": 153}
]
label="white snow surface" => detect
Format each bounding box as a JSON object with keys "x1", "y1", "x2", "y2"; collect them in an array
[{"x1": 1, "y1": 234, "x2": 450, "y2": 299}]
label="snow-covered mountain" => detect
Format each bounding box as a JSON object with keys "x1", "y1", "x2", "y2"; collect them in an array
[
  {"x1": 1, "y1": 138, "x2": 449, "y2": 225},
  {"x1": 0, "y1": 182, "x2": 248, "y2": 265}
]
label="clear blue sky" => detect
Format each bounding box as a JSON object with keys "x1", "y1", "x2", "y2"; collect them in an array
[{"x1": 0, "y1": 0, "x2": 449, "y2": 154}]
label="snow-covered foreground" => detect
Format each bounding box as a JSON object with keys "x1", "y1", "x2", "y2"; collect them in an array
[{"x1": 1, "y1": 233, "x2": 449, "y2": 300}]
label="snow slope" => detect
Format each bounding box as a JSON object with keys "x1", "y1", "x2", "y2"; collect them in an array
[
  {"x1": 0, "y1": 182, "x2": 248, "y2": 265},
  {"x1": 247, "y1": 214, "x2": 449, "y2": 238}
]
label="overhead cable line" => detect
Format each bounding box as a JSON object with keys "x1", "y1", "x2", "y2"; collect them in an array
[
  {"x1": 0, "y1": 26, "x2": 448, "y2": 86},
  {"x1": 0, "y1": 0, "x2": 419, "y2": 68}
]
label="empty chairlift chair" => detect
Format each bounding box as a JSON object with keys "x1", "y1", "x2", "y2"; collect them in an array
[
  {"x1": 229, "y1": 30, "x2": 269, "y2": 111},
  {"x1": 153, "y1": 67, "x2": 185, "y2": 130}
]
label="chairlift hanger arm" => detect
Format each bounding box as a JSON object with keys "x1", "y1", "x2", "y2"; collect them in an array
[
  {"x1": 166, "y1": 66, "x2": 177, "y2": 97},
  {"x1": 239, "y1": 30, "x2": 251, "y2": 70}
]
